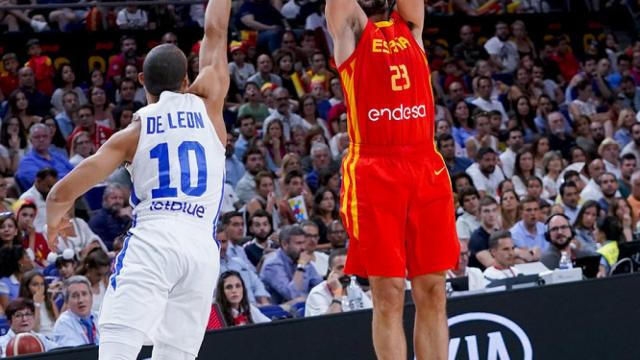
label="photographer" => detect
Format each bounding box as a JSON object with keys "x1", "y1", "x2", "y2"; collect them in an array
[{"x1": 305, "y1": 248, "x2": 372, "y2": 316}]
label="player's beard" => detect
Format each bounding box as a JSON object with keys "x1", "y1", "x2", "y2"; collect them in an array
[{"x1": 357, "y1": 0, "x2": 388, "y2": 16}]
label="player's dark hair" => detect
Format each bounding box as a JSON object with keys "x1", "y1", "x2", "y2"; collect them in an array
[{"x1": 142, "y1": 44, "x2": 187, "y2": 97}]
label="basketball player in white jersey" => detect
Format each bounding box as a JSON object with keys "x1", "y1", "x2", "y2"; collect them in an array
[{"x1": 44, "y1": 0, "x2": 230, "y2": 358}]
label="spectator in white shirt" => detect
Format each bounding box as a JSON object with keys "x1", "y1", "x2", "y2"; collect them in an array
[
  {"x1": 262, "y1": 88, "x2": 311, "y2": 141},
  {"x1": 0, "y1": 298, "x2": 59, "y2": 356},
  {"x1": 456, "y1": 187, "x2": 481, "y2": 242},
  {"x1": 500, "y1": 128, "x2": 524, "y2": 178},
  {"x1": 116, "y1": 6, "x2": 148, "y2": 30},
  {"x1": 305, "y1": 248, "x2": 372, "y2": 316},
  {"x1": 52, "y1": 276, "x2": 98, "y2": 347},
  {"x1": 446, "y1": 240, "x2": 485, "y2": 291},
  {"x1": 471, "y1": 76, "x2": 509, "y2": 124},
  {"x1": 483, "y1": 21, "x2": 519, "y2": 75},
  {"x1": 483, "y1": 231, "x2": 521, "y2": 281},
  {"x1": 18, "y1": 168, "x2": 57, "y2": 233},
  {"x1": 466, "y1": 147, "x2": 506, "y2": 198}
]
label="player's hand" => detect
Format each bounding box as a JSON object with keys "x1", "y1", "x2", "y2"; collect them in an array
[{"x1": 298, "y1": 251, "x2": 313, "y2": 266}]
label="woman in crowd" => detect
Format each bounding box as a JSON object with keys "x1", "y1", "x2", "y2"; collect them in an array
[
  {"x1": 54, "y1": 208, "x2": 107, "y2": 258},
  {"x1": 249, "y1": 137, "x2": 278, "y2": 174},
  {"x1": 500, "y1": 189, "x2": 520, "y2": 231},
  {"x1": 613, "y1": 108, "x2": 635, "y2": 147},
  {"x1": 573, "y1": 200, "x2": 601, "y2": 253},
  {"x1": 572, "y1": 115, "x2": 596, "y2": 157},
  {"x1": 0, "y1": 246, "x2": 34, "y2": 301},
  {"x1": 609, "y1": 198, "x2": 634, "y2": 242},
  {"x1": 319, "y1": 170, "x2": 340, "y2": 198},
  {"x1": 450, "y1": 100, "x2": 476, "y2": 149},
  {"x1": 496, "y1": 179, "x2": 514, "y2": 199},
  {"x1": 42, "y1": 116, "x2": 67, "y2": 154},
  {"x1": 87, "y1": 69, "x2": 115, "y2": 102},
  {"x1": 7, "y1": 90, "x2": 41, "y2": 133},
  {"x1": 16, "y1": 201, "x2": 49, "y2": 268},
  {"x1": 215, "y1": 271, "x2": 269, "y2": 327},
  {"x1": 263, "y1": 119, "x2": 287, "y2": 169},
  {"x1": 289, "y1": 125, "x2": 308, "y2": 157},
  {"x1": 300, "y1": 95, "x2": 331, "y2": 140},
  {"x1": 75, "y1": 248, "x2": 110, "y2": 315},
  {"x1": 311, "y1": 187, "x2": 339, "y2": 247},
  {"x1": 0, "y1": 117, "x2": 27, "y2": 176},
  {"x1": 89, "y1": 86, "x2": 115, "y2": 129},
  {"x1": 68, "y1": 131, "x2": 96, "y2": 167},
  {"x1": 246, "y1": 171, "x2": 279, "y2": 223},
  {"x1": 511, "y1": 20, "x2": 537, "y2": 58},
  {"x1": 542, "y1": 151, "x2": 564, "y2": 200},
  {"x1": 532, "y1": 135, "x2": 550, "y2": 174},
  {"x1": 0, "y1": 212, "x2": 21, "y2": 247},
  {"x1": 512, "y1": 149, "x2": 536, "y2": 197},
  {"x1": 273, "y1": 50, "x2": 299, "y2": 101},
  {"x1": 507, "y1": 68, "x2": 533, "y2": 106},
  {"x1": 19, "y1": 270, "x2": 59, "y2": 337},
  {"x1": 328, "y1": 77, "x2": 344, "y2": 107},
  {"x1": 51, "y1": 64, "x2": 87, "y2": 114},
  {"x1": 510, "y1": 96, "x2": 538, "y2": 143}
]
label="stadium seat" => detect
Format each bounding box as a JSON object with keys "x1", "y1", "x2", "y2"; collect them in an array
[
  {"x1": 0, "y1": 316, "x2": 9, "y2": 336},
  {"x1": 258, "y1": 305, "x2": 291, "y2": 320}
]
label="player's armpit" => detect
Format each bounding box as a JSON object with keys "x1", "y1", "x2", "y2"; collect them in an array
[
  {"x1": 396, "y1": 0, "x2": 425, "y2": 35},
  {"x1": 325, "y1": 0, "x2": 367, "y2": 40}
]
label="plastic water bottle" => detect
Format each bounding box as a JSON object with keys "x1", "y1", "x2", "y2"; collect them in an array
[
  {"x1": 347, "y1": 276, "x2": 364, "y2": 310},
  {"x1": 559, "y1": 251, "x2": 573, "y2": 270}
]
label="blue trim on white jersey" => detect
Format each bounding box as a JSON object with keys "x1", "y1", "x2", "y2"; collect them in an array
[
  {"x1": 130, "y1": 184, "x2": 140, "y2": 206},
  {"x1": 110, "y1": 233, "x2": 131, "y2": 290},
  {"x1": 211, "y1": 173, "x2": 226, "y2": 250}
]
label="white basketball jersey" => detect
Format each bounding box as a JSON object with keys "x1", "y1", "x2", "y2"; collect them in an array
[{"x1": 127, "y1": 91, "x2": 225, "y2": 230}]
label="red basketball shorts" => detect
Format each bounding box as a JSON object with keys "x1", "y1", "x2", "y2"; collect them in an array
[{"x1": 340, "y1": 143, "x2": 460, "y2": 279}]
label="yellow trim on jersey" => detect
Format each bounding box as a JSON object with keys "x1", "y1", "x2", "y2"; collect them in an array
[
  {"x1": 374, "y1": 19, "x2": 394, "y2": 28},
  {"x1": 339, "y1": 60, "x2": 361, "y2": 239}
]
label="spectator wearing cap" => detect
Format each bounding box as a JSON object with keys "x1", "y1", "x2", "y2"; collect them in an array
[
  {"x1": 247, "y1": 54, "x2": 282, "y2": 89},
  {"x1": 25, "y1": 39, "x2": 55, "y2": 97},
  {"x1": 484, "y1": 22, "x2": 519, "y2": 76},
  {"x1": 437, "y1": 133, "x2": 472, "y2": 176},
  {"x1": 483, "y1": 231, "x2": 521, "y2": 281},
  {"x1": 471, "y1": 76, "x2": 508, "y2": 124},
  {"x1": 17, "y1": 67, "x2": 50, "y2": 118},
  {"x1": 18, "y1": 168, "x2": 57, "y2": 233},
  {"x1": 599, "y1": 138, "x2": 621, "y2": 179},
  {"x1": 15, "y1": 124, "x2": 73, "y2": 191},
  {"x1": 263, "y1": 88, "x2": 310, "y2": 141},
  {"x1": 465, "y1": 147, "x2": 505, "y2": 198},
  {"x1": 87, "y1": 184, "x2": 132, "y2": 250},
  {"x1": 229, "y1": 41, "x2": 256, "y2": 92},
  {"x1": 0, "y1": 53, "x2": 20, "y2": 101},
  {"x1": 260, "y1": 225, "x2": 322, "y2": 304},
  {"x1": 547, "y1": 111, "x2": 576, "y2": 159},
  {"x1": 0, "y1": 298, "x2": 59, "y2": 356},
  {"x1": 52, "y1": 276, "x2": 98, "y2": 347},
  {"x1": 509, "y1": 196, "x2": 548, "y2": 262},
  {"x1": 455, "y1": 187, "x2": 481, "y2": 243}
]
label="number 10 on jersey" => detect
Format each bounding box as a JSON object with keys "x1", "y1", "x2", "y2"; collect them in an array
[{"x1": 150, "y1": 141, "x2": 207, "y2": 198}]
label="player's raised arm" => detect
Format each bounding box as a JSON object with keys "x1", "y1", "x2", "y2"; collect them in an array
[
  {"x1": 188, "y1": 0, "x2": 231, "y2": 104},
  {"x1": 396, "y1": 0, "x2": 425, "y2": 46},
  {"x1": 45, "y1": 122, "x2": 140, "y2": 251},
  {"x1": 325, "y1": 0, "x2": 367, "y2": 66}
]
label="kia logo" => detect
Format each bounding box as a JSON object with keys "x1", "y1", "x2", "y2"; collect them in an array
[{"x1": 448, "y1": 312, "x2": 533, "y2": 360}]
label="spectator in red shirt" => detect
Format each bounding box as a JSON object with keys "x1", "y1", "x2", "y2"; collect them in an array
[
  {"x1": 106, "y1": 35, "x2": 143, "y2": 86},
  {"x1": 66, "y1": 105, "x2": 113, "y2": 152},
  {"x1": 24, "y1": 39, "x2": 55, "y2": 97},
  {"x1": 16, "y1": 200, "x2": 50, "y2": 268},
  {"x1": 0, "y1": 53, "x2": 20, "y2": 101},
  {"x1": 548, "y1": 37, "x2": 580, "y2": 83}
]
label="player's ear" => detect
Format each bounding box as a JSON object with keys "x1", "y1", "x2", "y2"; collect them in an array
[
  {"x1": 182, "y1": 74, "x2": 189, "y2": 90},
  {"x1": 138, "y1": 72, "x2": 145, "y2": 87}
]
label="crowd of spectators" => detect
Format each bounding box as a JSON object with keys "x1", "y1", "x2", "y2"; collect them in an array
[{"x1": 0, "y1": 0, "x2": 639, "y2": 356}]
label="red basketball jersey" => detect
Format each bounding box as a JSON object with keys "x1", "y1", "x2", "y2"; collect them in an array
[{"x1": 338, "y1": 12, "x2": 436, "y2": 146}]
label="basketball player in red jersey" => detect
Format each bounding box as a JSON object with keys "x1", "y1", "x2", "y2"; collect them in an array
[{"x1": 326, "y1": 1, "x2": 460, "y2": 359}]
